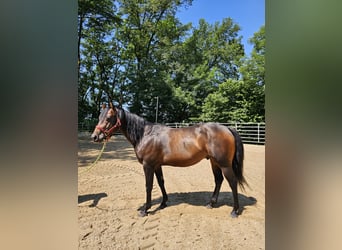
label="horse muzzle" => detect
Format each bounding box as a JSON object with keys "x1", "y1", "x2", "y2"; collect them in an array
[
  {"x1": 91, "y1": 133, "x2": 105, "y2": 142},
  {"x1": 91, "y1": 133, "x2": 98, "y2": 142}
]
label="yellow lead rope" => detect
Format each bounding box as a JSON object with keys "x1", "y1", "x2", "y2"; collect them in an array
[{"x1": 78, "y1": 142, "x2": 107, "y2": 175}]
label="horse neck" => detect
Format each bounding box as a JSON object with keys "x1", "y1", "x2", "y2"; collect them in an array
[{"x1": 118, "y1": 109, "x2": 147, "y2": 148}]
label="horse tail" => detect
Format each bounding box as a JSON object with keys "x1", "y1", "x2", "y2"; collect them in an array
[{"x1": 228, "y1": 127, "x2": 249, "y2": 191}]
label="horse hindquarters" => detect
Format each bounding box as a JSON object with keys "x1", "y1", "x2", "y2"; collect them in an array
[
  {"x1": 225, "y1": 127, "x2": 248, "y2": 217},
  {"x1": 208, "y1": 126, "x2": 246, "y2": 217}
]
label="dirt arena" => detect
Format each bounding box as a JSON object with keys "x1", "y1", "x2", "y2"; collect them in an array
[{"x1": 78, "y1": 133, "x2": 265, "y2": 249}]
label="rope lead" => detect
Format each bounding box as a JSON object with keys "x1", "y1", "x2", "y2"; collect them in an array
[{"x1": 78, "y1": 142, "x2": 106, "y2": 175}]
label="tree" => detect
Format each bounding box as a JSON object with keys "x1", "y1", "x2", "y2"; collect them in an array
[
  {"x1": 78, "y1": 0, "x2": 121, "y2": 120},
  {"x1": 167, "y1": 18, "x2": 244, "y2": 121},
  {"x1": 200, "y1": 79, "x2": 250, "y2": 122},
  {"x1": 77, "y1": 1, "x2": 264, "y2": 124},
  {"x1": 78, "y1": 0, "x2": 120, "y2": 78},
  {"x1": 117, "y1": 0, "x2": 193, "y2": 121},
  {"x1": 200, "y1": 25, "x2": 265, "y2": 122},
  {"x1": 239, "y1": 25, "x2": 265, "y2": 121}
]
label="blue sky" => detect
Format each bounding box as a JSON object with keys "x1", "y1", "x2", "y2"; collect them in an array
[{"x1": 176, "y1": 0, "x2": 265, "y2": 56}]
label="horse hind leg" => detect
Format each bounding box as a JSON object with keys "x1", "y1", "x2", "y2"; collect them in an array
[
  {"x1": 221, "y1": 166, "x2": 240, "y2": 218},
  {"x1": 207, "y1": 159, "x2": 224, "y2": 209},
  {"x1": 155, "y1": 166, "x2": 168, "y2": 209}
]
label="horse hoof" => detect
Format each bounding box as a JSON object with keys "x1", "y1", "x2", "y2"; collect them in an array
[
  {"x1": 159, "y1": 203, "x2": 167, "y2": 210},
  {"x1": 230, "y1": 210, "x2": 239, "y2": 218},
  {"x1": 206, "y1": 203, "x2": 213, "y2": 209},
  {"x1": 138, "y1": 210, "x2": 148, "y2": 217}
]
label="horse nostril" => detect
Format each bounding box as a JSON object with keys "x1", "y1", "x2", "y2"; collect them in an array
[{"x1": 93, "y1": 135, "x2": 98, "y2": 142}]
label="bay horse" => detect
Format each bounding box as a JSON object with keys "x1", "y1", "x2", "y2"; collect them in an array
[{"x1": 91, "y1": 104, "x2": 247, "y2": 217}]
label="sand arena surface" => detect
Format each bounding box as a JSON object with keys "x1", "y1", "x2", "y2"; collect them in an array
[{"x1": 78, "y1": 133, "x2": 264, "y2": 249}]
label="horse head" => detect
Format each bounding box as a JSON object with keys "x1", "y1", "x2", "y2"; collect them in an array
[{"x1": 91, "y1": 102, "x2": 121, "y2": 142}]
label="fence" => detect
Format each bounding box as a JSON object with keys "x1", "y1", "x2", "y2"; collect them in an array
[
  {"x1": 165, "y1": 122, "x2": 265, "y2": 145},
  {"x1": 78, "y1": 121, "x2": 265, "y2": 145}
]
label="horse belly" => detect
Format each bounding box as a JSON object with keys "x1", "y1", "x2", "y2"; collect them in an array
[
  {"x1": 163, "y1": 129, "x2": 209, "y2": 167},
  {"x1": 163, "y1": 149, "x2": 207, "y2": 167}
]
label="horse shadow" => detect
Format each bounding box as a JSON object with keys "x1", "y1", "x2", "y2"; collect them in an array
[
  {"x1": 78, "y1": 193, "x2": 108, "y2": 207},
  {"x1": 138, "y1": 191, "x2": 257, "y2": 215}
]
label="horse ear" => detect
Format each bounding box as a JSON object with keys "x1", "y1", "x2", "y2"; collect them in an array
[{"x1": 109, "y1": 102, "x2": 114, "y2": 109}]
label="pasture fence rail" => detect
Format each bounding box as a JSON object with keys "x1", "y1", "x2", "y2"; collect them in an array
[{"x1": 78, "y1": 121, "x2": 265, "y2": 145}]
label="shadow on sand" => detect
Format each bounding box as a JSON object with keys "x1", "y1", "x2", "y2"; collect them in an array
[
  {"x1": 137, "y1": 191, "x2": 257, "y2": 215},
  {"x1": 78, "y1": 193, "x2": 108, "y2": 207}
]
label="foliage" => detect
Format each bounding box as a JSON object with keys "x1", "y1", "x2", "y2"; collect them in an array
[
  {"x1": 240, "y1": 25, "x2": 265, "y2": 121},
  {"x1": 200, "y1": 25, "x2": 265, "y2": 122},
  {"x1": 116, "y1": 0, "x2": 193, "y2": 121},
  {"x1": 78, "y1": 0, "x2": 265, "y2": 124},
  {"x1": 167, "y1": 18, "x2": 245, "y2": 120},
  {"x1": 78, "y1": 0, "x2": 122, "y2": 120}
]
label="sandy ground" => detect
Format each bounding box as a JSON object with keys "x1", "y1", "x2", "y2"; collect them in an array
[{"x1": 78, "y1": 133, "x2": 265, "y2": 249}]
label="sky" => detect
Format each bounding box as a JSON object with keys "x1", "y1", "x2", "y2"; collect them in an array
[{"x1": 176, "y1": 0, "x2": 265, "y2": 56}]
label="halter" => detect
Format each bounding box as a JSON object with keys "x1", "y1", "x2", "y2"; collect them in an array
[{"x1": 96, "y1": 115, "x2": 121, "y2": 140}]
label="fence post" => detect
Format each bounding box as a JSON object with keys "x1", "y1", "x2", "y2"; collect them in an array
[{"x1": 257, "y1": 123, "x2": 260, "y2": 143}]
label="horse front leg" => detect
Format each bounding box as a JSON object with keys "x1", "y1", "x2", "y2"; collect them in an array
[
  {"x1": 155, "y1": 166, "x2": 168, "y2": 209},
  {"x1": 139, "y1": 164, "x2": 154, "y2": 217}
]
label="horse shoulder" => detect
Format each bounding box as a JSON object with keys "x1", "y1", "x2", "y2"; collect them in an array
[{"x1": 134, "y1": 128, "x2": 167, "y2": 165}]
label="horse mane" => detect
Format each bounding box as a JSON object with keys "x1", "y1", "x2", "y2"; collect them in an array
[{"x1": 118, "y1": 108, "x2": 151, "y2": 147}]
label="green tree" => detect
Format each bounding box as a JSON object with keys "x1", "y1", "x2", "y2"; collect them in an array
[
  {"x1": 167, "y1": 18, "x2": 244, "y2": 121},
  {"x1": 200, "y1": 79, "x2": 250, "y2": 122},
  {"x1": 78, "y1": 0, "x2": 121, "y2": 120},
  {"x1": 239, "y1": 25, "x2": 265, "y2": 121},
  {"x1": 78, "y1": 1, "x2": 264, "y2": 124},
  {"x1": 117, "y1": 0, "x2": 193, "y2": 121},
  {"x1": 200, "y1": 25, "x2": 265, "y2": 122}
]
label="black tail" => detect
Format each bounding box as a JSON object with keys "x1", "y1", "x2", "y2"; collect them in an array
[{"x1": 228, "y1": 127, "x2": 248, "y2": 191}]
